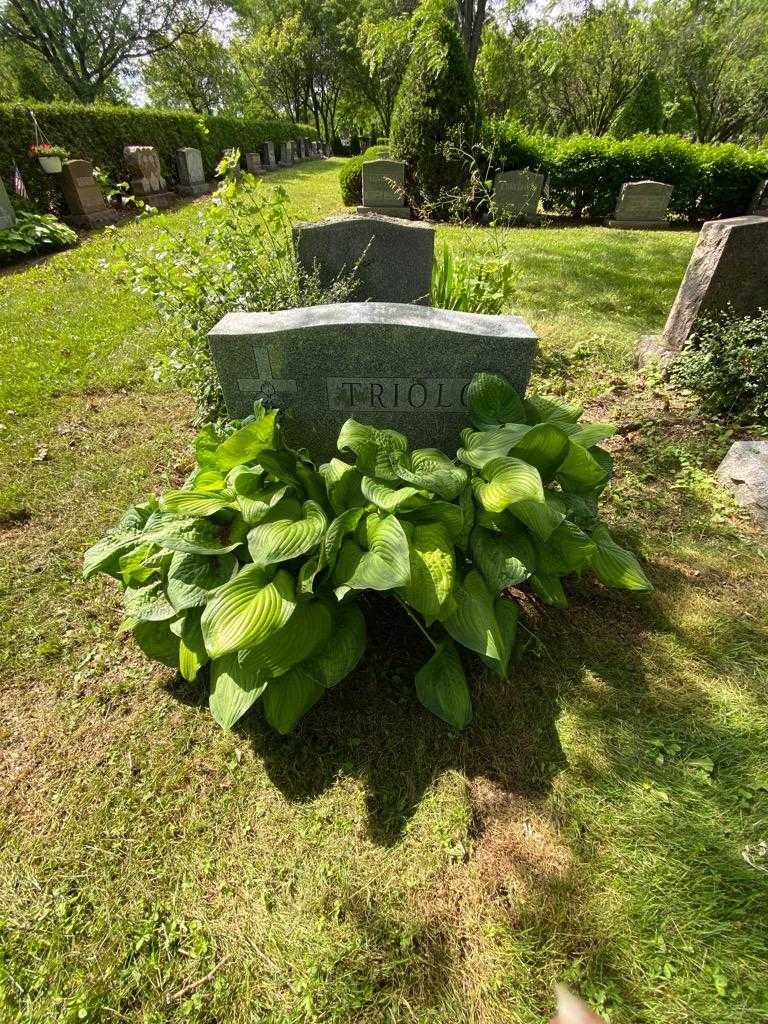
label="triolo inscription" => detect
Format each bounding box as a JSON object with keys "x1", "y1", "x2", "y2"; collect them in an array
[{"x1": 208, "y1": 302, "x2": 538, "y2": 457}]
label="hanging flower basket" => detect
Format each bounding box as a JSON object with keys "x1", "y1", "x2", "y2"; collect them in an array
[{"x1": 28, "y1": 143, "x2": 69, "y2": 174}]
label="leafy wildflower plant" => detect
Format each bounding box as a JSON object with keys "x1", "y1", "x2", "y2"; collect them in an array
[{"x1": 84, "y1": 373, "x2": 652, "y2": 734}]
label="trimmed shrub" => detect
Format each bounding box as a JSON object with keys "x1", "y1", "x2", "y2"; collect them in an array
[
  {"x1": 611, "y1": 73, "x2": 664, "y2": 139},
  {"x1": 0, "y1": 102, "x2": 317, "y2": 210},
  {"x1": 339, "y1": 145, "x2": 390, "y2": 206},
  {"x1": 389, "y1": 12, "x2": 479, "y2": 214}
]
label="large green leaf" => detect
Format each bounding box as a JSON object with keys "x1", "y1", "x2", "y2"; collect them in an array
[
  {"x1": 402, "y1": 501, "x2": 465, "y2": 545},
  {"x1": 320, "y1": 459, "x2": 365, "y2": 514},
  {"x1": 415, "y1": 641, "x2": 472, "y2": 729},
  {"x1": 472, "y1": 457, "x2": 544, "y2": 513},
  {"x1": 229, "y1": 467, "x2": 290, "y2": 525},
  {"x1": 213, "y1": 407, "x2": 278, "y2": 471},
  {"x1": 557, "y1": 441, "x2": 611, "y2": 494},
  {"x1": 178, "y1": 609, "x2": 209, "y2": 682},
  {"x1": 530, "y1": 573, "x2": 568, "y2": 608},
  {"x1": 466, "y1": 372, "x2": 527, "y2": 429},
  {"x1": 262, "y1": 665, "x2": 325, "y2": 734},
  {"x1": 247, "y1": 500, "x2": 327, "y2": 566},
  {"x1": 561, "y1": 422, "x2": 616, "y2": 448},
  {"x1": 337, "y1": 420, "x2": 408, "y2": 480},
  {"x1": 509, "y1": 423, "x2": 570, "y2": 481},
  {"x1": 483, "y1": 597, "x2": 519, "y2": 677},
  {"x1": 509, "y1": 492, "x2": 566, "y2": 541},
  {"x1": 395, "y1": 449, "x2": 467, "y2": 500},
  {"x1": 201, "y1": 565, "x2": 295, "y2": 659},
  {"x1": 124, "y1": 581, "x2": 176, "y2": 622},
  {"x1": 83, "y1": 529, "x2": 144, "y2": 580},
  {"x1": 209, "y1": 653, "x2": 269, "y2": 729},
  {"x1": 140, "y1": 513, "x2": 242, "y2": 556},
  {"x1": 335, "y1": 513, "x2": 411, "y2": 592},
  {"x1": 321, "y1": 507, "x2": 367, "y2": 575},
  {"x1": 305, "y1": 604, "x2": 366, "y2": 687},
  {"x1": 524, "y1": 395, "x2": 582, "y2": 425},
  {"x1": 118, "y1": 544, "x2": 165, "y2": 587},
  {"x1": 471, "y1": 526, "x2": 531, "y2": 593},
  {"x1": 165, "y1": 550, "x2": 238, "y2": 612},
  {"x1": 159, "y1": 490, "x2": 234, "y2": 517},
  {"x1": 590, "y1": 525, "x2": 653, "y2": 591},
  {"x1": 399, "y1": 522, "x2": 455, "y2": 624},
  {"x1": 444, "y1": 569, "x2": 507, "y2": 674},
  {"x1": 360, "y1": 476, "x2": 428, "y2": 512},
  {"x1": 239, "y1": 599, "x2": 333, "y2": 678},
  {"x1": 132, "y1": 618, "x2": 180, "y2": 668},
  {"x1": 535, "y1": 520, "x2": 596, "y2": 576},
  {"x1": 457, "y1": 424, "x2": 531, "y2": 470}
]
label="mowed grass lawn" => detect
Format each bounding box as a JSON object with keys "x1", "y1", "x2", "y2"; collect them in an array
[{"x1": 1, "y1": 159, "x2": 767, "y2": 1024}]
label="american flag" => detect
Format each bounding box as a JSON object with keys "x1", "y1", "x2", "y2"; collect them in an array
[{"x1": 10, "y1": 162, "x2": 28, "y2": 199}]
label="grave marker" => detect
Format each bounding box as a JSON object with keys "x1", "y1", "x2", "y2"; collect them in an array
[
  {"x1": 124, "y1": 146, "x2": 175, "y2": 208},
  {"x1": 358, "y1": 159, "x2": 409, "y2": 218},
  {"x1": 608, "y1": 180, "x2": 673, "y2": 229},
  {"x1": 208, "y1": 302, "x2": 538, "y2": 457},
  {"x1": 260, "y1": 142, "x2": 276, "y2": 170},
  {"x1": 750, "y1": 178, "x2": 768, "y2": 217},
  {"x1": 245, "y1": 152, "x2": 264, "y2": 174},
  {"x1": 293, "y1": 213, "x2": 434, "y2": 304},
  {"x1": 277, "y1": 142, "x2": 292, "y2": 167},
  {"x1": 0, "y1": 176, "x2": 16, "y2": 229},
  {"x1": 60, "y1": 159, "x2": 117, "y2": 228},
  {"x1": 494, "y1": 170, "x2": 544, "y2": 225},
  {"x1": 176, "y1": 147, "x2": 212, "y2": 196}
]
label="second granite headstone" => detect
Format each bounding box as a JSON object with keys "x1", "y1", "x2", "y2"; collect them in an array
[
  {"x1": 608, "y1": 180, "x2": 673, "y2": 228},
  {"x1": 176, "y1": 147, "x2": 212, "y2": 196},
  {"x1": 358, "y1": 159, "x2": 409, "y2": 218},
  {"x1": 493, "y1": 170, "x2": 544, "y2": 225}
]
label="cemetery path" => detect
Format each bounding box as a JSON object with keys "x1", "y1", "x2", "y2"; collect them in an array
[{"x1": 1, "y1": 161, "x2": 767, "y2": 1024}]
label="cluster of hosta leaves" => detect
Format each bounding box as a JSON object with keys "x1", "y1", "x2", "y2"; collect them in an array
[{"x1": 84, "y1": 373, "x2": 652, "y2": 734}]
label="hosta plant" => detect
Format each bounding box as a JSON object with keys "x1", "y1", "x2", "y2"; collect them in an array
[{"x1": 84, "y1": 373, "x2": 652, "y2": 734}]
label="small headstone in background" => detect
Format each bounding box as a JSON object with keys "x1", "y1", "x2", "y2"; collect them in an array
[
  {"x1": 245, "y1": 152, "x2": 264, "y2": 175},
  {"x1": 277, "y1": 142, "x2": 292, "y2": 167},
  {"x1": 715, "y1": 440, "x2": 768, "y2": 528},
  {"x1": 608, "y1": 180, "x2": 673, "y2": 229},
  {"x1": 60, "y1": 158, "x2": 117, "y2": 228},
  {"x1": 260, "y1": 142, "x2": 276, "y2": 170},
  {"x1": 208, "y1": 302, "x2": 538, "y2": 457},
  {"x1": 638, "y1": 215, "x2": 768, "y2": 366},
  {"x1": 289, "y1": 141, "x2": 298, "y2": 163},
  {"x1": 358, "y1": 159, "x2": 409, "y2": 219},
  {"x1": 493, "y1": 170, "x2": 544, "y2": 225},
  {"x1": 296, "y1": 138, "x2": 306, "y2": 160},
  {"x1": 293, "y1": 213, "x2": 434, "y2": 305},
  {"x1": 123, "y1": 145, "x2": 175, "y2": 208},
  {"x1": 0, "y1": 176, "x2": 16, "y2": 229},
  {"x1": 749, "y1": 179, "x2": 768, "y2": 217},
  {"x1": 176, "y1": 147, "x2": 212, "y2": 196},
  {"x1": 323, "y1": 142, "x2": 333, "y2": 158}
]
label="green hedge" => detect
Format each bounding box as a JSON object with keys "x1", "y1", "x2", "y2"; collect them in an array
[
  {"x1": 0, "y1": 102, "x2": 318, "y2": 209},
  {"x1": 339, "y1": 145, "x2": 390, "y2": 206},
  {"x1": 485, "y1": 119, "x2": 768, "y2": 221}
]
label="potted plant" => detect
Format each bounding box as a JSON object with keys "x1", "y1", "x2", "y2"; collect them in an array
[{"x1": 28, "y1": 143, "x2": 69, "y2": 174}]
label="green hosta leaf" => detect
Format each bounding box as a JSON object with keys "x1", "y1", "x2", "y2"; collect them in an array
[
  {"x1": 457, "y1": 424, "x2": 531, "y2": 469},
  {"x1": 159, "y1": 490, "x2": 234, "y2": 517},
  {"x1": 561, "y1": 422, "x2": 616, "y2": 448},
  {"x1": 509, "y1": 422, "x2": 570, "y2": 481},
  {"x1": 334, "y1": 513, "x2": 411, "y2": 592},
  {"x1": 117, "y1": 500, "x2": 157, "y2": 532},
  {"x1": 83, "y1": 530, "x2": 144, "y2": 580},
  {"x1": 306, "y1": 604, "x2": 366, "y2": 687},
  {"x1": 557, "y1": 441, "x2": 611, "y2": 494},
  {"x1": 524, "y1": 395, "x2": 582, "y2": 425},
  {"x1": 118, "y1": 543, "x2": 164, "y2": 587},
  {"x1": 535, "y1": 521, "x2": 596, "y2": 576},
  {"x1": 165, "y1": 550, "x2": 238, "y2": 612},
  {"x1": 201, "y1": 566, "x2": 295, "y2": 659},
  {"x1": 209, "y1": 653, "x2": 269, "y2": 729},
  {"x1": 332, "y1": 539, "x2": 364, "y2": 600},
  {"x1": 247, "y1": 500, "x2": 327, "y2": 566},
  {"x1": 321, "y1": 507, "x2": 367, "y2": 575},
  {"x1": 195, "y1": 423, "x2": 224, "y2": 469},
  {"x1": 239, "y1": 599, "x2": 333, "y2": 678},
  {"x1": 399, "y1": 522, "x2": 455, "y2": 624},
  {"x1": 320, "y1": 459, "x2": 364, "y2": 513},
  {"x1": 402, "y1": 501, "x2": 465, "y2": 545},
  {"x1": 178, "y1": 609, "x2": 209, "y2": 682},
  {"x1": 133, "y1": 618, "x2": 179, "y2": 668},
  {"x1": 590, "y1": 525, "x2": 653, "y2": 591},
  {"x1": 395, "y1": 449, "x2": 467, "y2": 500},
  {"x1": 530, "y1": 573, "x2": 568, "y2": 608},
  {"x1": 482, "y1": 597, "x2": 518, "y2": 677},
  {"x1": 230, "y1": 468, "x2": 290, "y2": 525},
  {"x1": 141, "y1": 513, "x2": 242, "y2": 555},
  {"x1": 262, "y1": 665, "x2": 325, "y2": 734},
  {"x1": 256, "y1": 449, "x2": 305, "y2": 489},
  {"x1": 189, "y1": 468, "x2": 228, "y2": 491},
  {"x1": 509, "y1": 492, "x2": 566, "y2": 541},
  {"x1": 337, "y1": 420, "x2": 408, "y2": 480},
  {"x1": 444, "y1": 569, "x2": 507, "y2": 675},
  {"x1": 415, "y1": 641, "x2": 472, "y2": 729},
  {"x1": 472, "y1": 457, "x2": 544, "y2": 513},
  {"x1": 457, "y1": 485, "x2": 474, "y2": 552},
  {"x1": 361, "y1": 476, "x2": 428, "y2": 512},
  {"x1": 213, "y1": 406, "x2": 278, "y2": 470},
  {"x1": 124, "y1": 581, "x2": 176, "y2": 622},
  {"x1": 471, "y1": 526, "x2": 531, "y2": 593},
  {"x1": 466, "y1": 372, "x2": 527, "y2": 429}
]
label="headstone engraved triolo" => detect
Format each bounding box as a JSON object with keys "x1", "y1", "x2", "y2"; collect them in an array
[
  {"x1": 358, "y1": 159, "x2": 409, "y2": 218},
  {"x1": 638, "y1": 215, "x2": 768, "y2": 366},
  {"x1": 260, "y1": 142, "x2": 276, "y2": 171},
  {"x1": 59, "y1": 158, "x2": 117, "y2": 228},
  {"x1": 749, "y1": 178, "x2": 768, "y2": 217},
  {"x1": 208, "y1": 302, "x2": 538, "y2": 457},
  {"x1": 0, "y1": 175, "x2": 17, "y2": 229},
  {"x1": 245, "y1": 152, "x2": 264, "y2": 174},
  {"x1": 493, "y1": 170, "x2": 544, "y2": 225},
  {"x1": 608, "y1": 180, "x2": 673, "y2": 229},
  {"x1": 124, "y1": 145, "x2": 175, "y2": 208},
  {"x1": 175, "y1": 147, "x2": 212, "y2": 196},
  {"x1": 293, "y1": 213, "x2": 434, "y2": 304}
]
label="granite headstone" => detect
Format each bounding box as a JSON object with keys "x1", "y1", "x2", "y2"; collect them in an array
[
  {"x1": 0, "y1": 176, "x2": 16, "y2": 229},
  {"x1": 715, "y1": 440, "x2": 768, "y2": 528},
  {"x1": 245, "y1": 152, "x2": 264, "y2": 174},
  {"x1": 277, "y1": 142, "x2": 292, "y2": 167},
  {"x1": 176, "y1": 147, "x2": 212, "y2": 196},
  {"x1": 494, "y1": 170, "x2": 544, "y2": 225},
  {"x1": 208, "y1": 302, "x2": 538, "y2": 457},
  {"x1": 60, "y1": 159, "x2": 117, "y2": 228},
  {"x1": 124, "y1": 146, "x2": 175, "y2": 208},
  {"x1": 608, "y1": 180, "x2": 673, "y2": 229},
  {"x1": 358, "y1": 159, "x2": 409, "y2": 218},
  {"x1": 293, "y1": 213, "x2": 434, "y2": 304},
  {"x1": 260, "y1": 142, "x2": 276, "y2": 170}
]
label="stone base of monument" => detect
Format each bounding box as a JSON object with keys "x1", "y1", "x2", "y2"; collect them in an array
[
  {"x1": 607, "y1": 219, "x2": 669, "y2": 229},
  {"x1": 135, "y1": 190, "x2": 176, "y2": 209},
  {"x1": 177, "y1": 181, "x2": 215, "y2": 197},
  {"x1": 715, "y1": 440, "x2": 768, "y2": 528},
  {"x1": 636, "y1": 334, "x2": 679, "y2": 370},
  {"x1": 356, "y1": 205, "x2": 411, "y2": 219},
  {"x1": 64, "y1": 209, "x2": 118, "y2": 229}
]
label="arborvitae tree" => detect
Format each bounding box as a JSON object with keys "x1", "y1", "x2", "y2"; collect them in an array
[
  {"x1": 612, "y1": 72, "x2": 664, "y2": 138},
  {"x1": 389, "y1": 8, "x2": 479, "y2": 215}
]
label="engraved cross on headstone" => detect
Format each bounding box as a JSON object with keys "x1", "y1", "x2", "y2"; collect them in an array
[{"x1": 237, "y1": 345, "x2": 298, "y2": 407}]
